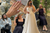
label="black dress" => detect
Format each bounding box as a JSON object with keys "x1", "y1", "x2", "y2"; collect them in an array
[
  {"x1": 39, "y1": 9, "x2": 47, "y2": 26},
  {"x1": 13, "y1": 19, "x2": 25, "y2": 33}
]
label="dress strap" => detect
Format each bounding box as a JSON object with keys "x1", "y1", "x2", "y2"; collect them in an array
[{"x1": 16, "y1": 19, "x2": 18, "y2": 23}]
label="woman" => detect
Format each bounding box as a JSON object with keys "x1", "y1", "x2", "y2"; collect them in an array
[
  {"x1": 0, "y1": 14, "x2": 11, "y2": 33},
  {"x1": 13, "y1": 14, "x2": 25, "y2": 33},
  {"x1": 22, "y1": 0, "x2": 40, "y2": 33},
  {"x1": 36, "y1": 4, "x2": 47, "y2": 31}
]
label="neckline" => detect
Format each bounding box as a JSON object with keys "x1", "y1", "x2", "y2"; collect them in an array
[
  {"x1": 18, "y1": 19, "x2": 24, "y2": 23},
  {"x1": 39, "y1": 8, "x2": 43, "y2": 10},
  {"x1": 27, "y1": 6, "x2": 32, "y2": 8}
]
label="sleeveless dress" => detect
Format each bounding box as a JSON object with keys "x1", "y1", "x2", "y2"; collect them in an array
[
  {"x1": 22, "y1": 7, "x2": 40, "y2": 33},
  {"x1": 13, "y1": 19, "x2": 25, "y2": 33},
  {"x1": 39, "y1": 9, "x2": 47, "y2": 26}
]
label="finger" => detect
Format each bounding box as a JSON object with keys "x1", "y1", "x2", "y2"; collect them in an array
[
  {"x1": 15, "y1": 1, "x2": 21, "y2": 8},
  {"x1": 13, "y1": 1, "x2": 19, "y2": 7},
  {"x1": 10, "y1": 1, "x2": 18, "y2": 8},
  {"x1": 13, "y1": 4, "x2": 22, "y2": 15},
  {"x1": 6, "y1": 1, "x2": 21, "y2": 17},
  {"x1": 12, "y1": 3, "x2": 22, "y2": 14},
  {"x1": 6, "y1": 2, "x2": 18, "y2": 17},
  {"x1": 12, "y1": 11, "x2": 20, "y2": 16},
  {"x1": 6, "y1": 2, "x2": 16, "y2": 14},
  {"x1": 12, "y1": 1, "x2": 19, "y2": 7},
  {"x1": 10, "y1": 2, "x2": 16, "y2": 9},
  {"x1": 9, "y1": 1, "x2": 19, "y2": 13},
  {"x1": 8, "y1": 1, "x2": 21, "y2": 14},
  {"x1": 11, "y1": 10, "x2": 20, "y2": 16},
  {"x1": 16, "y1": 3, "x2": 22, "y2": 10},
  {"x1": 11, "y1": 2, "x2": 16, "y2": 7}
]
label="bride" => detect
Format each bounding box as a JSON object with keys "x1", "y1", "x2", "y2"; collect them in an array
[{"x1": 22, "y1": 0, "x2": 40, "y2": 33}]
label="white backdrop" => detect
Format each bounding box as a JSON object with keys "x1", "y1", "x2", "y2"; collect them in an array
[{"x1": 16, "y1": 0, "x2": 29, "y2": 5}]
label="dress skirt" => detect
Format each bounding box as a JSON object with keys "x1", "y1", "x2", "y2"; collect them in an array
[
  {"x1": 22, "y1": 11, "x2": 40, "y2": 33},
  {"x1": 13, "y1": 26, "x2": 23, "y2": 33},
  {"x1": 39, "y1": 15, "x2": 47, "y2": 26}
]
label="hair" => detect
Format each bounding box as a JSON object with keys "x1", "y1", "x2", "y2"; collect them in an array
[
  {"x1": 39, "y1": 4, "x2": 43, "y2": 9},
  {"x1": 27, "y1": 0, "x2": 32, "y2": 6},
  {"x1": 2, "y1": 14, "x2": 7, "y2": 21},
  {"x1": 17, "y1": 14, "x2": 22, "y2": 19}
]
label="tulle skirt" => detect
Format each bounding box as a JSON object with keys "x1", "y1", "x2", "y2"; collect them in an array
[{"x1": 22, "y1": 11, "x2": 40, "y2": 33}]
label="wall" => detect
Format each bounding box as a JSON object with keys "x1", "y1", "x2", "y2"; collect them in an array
[{"x1": 16, "y1": 0, "x2": 29, "y2": 5}]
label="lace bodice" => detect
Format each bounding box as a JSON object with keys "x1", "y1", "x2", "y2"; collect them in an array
[{"x1": 26, "y1": 7, "x2": 33, "y2": 12}]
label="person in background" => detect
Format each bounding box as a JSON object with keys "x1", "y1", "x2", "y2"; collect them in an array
[
  {"x1": 0, "y1": 14, "x2": 11, "y2": 33},
  {"x1": 13, "y1": 13, "x2": 25, "y2": 33},
  {"x1": 36, "y1": 4, "x2": 47, "y2": 31},
  {"x1": 0, "y1": 1, "x2": 22, "y2": 33}
]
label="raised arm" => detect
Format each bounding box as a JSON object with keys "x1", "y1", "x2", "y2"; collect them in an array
[
  {"x1": 14, "y1": 17, "x2": 17, "y2": 26},
  {"x1": 36, "y1": 8, "x2": 39, "y2": 12},
  {"x1": 43, "y1": 8, "x2": 46, "y2": 13},
  {"x1": 32, "y1": 5, "x2": 36, "y2": 13},
  {"x1": 23, "y1": 6, "x2": 27, "y2": 14}
]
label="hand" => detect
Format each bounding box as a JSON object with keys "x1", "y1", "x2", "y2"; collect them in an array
[
  {"x1": 15, "y1": 17, "x2": 17, "y2": 20},
  {"x1": 6, "y1": 1, "x2": 22, "y2": 17}
]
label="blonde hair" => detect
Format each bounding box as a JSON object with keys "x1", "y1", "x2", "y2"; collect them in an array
[{"x1": 39, "y1": 4, "x2": 43, "y2": 9}]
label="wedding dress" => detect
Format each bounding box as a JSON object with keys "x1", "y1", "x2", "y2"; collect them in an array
[{"x1": 22, "y1": 7, "x2": 40, "y2": 33}]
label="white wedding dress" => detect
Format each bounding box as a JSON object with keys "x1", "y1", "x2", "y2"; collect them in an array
[{"x1": 22, "y1": 7, "x2": 40, "y2": 33}]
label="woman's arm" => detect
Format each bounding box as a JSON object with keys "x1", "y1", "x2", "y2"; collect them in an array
[
  {"x1": 32, "y1": 5, "x2": 36, "y2": 13},
  {"x1": 43, "y1": 8, "x2": 46, "y2": 13},
  {"x1": 23, "y1": 6, "x2": 27, "y2": 13},
  {"x1": 32, "y1": 5, "x2": 39, "y2": 13},
  {"x1": 14, "y1": 17, "x2": 17, "y2": 26},
  {"x1": 23, "y1": 6, "x2": 29, "y2": 14},
  {"x1": 36, "y1": 8, "x2": 39, "y2": 12}
]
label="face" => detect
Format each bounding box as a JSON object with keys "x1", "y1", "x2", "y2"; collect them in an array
[
  {"x1": 18, "y1": 15, "x2": 22, "y2": 19},
  {"x1": 39, "y1": 4, "x2": 43, "y2": 9},
  {"x1": 29, "y1": 1, "x2": 32, "y2": 6},
  {"x1": 3, "y1": 15, "x2": 7, "y2": 18}
]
